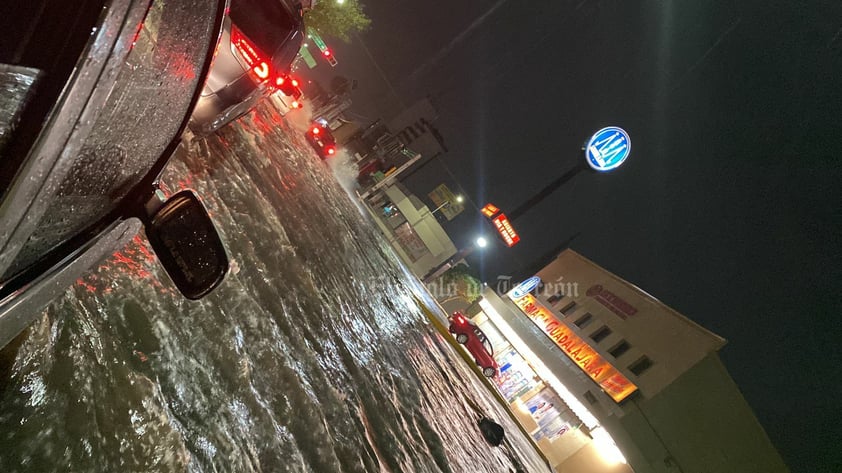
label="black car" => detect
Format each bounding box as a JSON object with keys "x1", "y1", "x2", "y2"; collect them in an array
[
  {"x1": 305, "y1": 123, "x2": 338, "y2": 159},
  {"x1": 190, "y1": 0, "x2": 306, "y2": 134},
  {"x1": 0, "y1": 0, "x2": 230, "y2": 349}
]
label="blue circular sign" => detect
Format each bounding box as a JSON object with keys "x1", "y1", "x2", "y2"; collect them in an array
[
  {"x1": 511, "y1": 276, "x2": 541, "y2": 299},
  {"x1": 585, "y1": 126, "x2": 631, "y2": 172}
]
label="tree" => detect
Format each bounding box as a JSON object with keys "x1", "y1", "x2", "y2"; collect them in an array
[
  {"x1": 304, "y1": 0, "x2": 371, "y2": 42},
  {"x1": 439, "y1": 264, "x2": 483, "y2": 302}
]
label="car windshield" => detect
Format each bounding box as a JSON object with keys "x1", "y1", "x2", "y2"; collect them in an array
[{"x1": 230, "y1": 0, "x2": 299, "y2": 54}]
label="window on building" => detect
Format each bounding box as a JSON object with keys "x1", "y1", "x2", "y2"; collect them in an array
[
  {"x1": 559, "y1": 301, "x2": 577, "y2": 315},
  {"x1": 629, "y1": 356, "x2": 653, "y2": 376},
  {"x1": 609, "y1": 340, "x2": 630, "y2": 358},
  {"x1": 573, "y1": 312, "x2": 593, "y2": 328},
  {"x1": 590, "y1": 325, "x2": 612, "y2": 343},
  {"x1": 547, "y1": 293, "x2": 563, "y2": 305}
]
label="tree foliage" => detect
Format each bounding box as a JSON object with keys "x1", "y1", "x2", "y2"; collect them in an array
[
  {"x1": 304, "y1": 0, "x2": 371, "y2": 42},
  {"x1": 439, "y1": 264, "x2": 483, "y2": 302}
]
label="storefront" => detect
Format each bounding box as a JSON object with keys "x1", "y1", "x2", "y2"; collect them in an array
[
  {"x1": 467, "y1": 307, "x2": 631, "y2": 473},
  {"x1": 458, "y1": 250, "x2": 788, "y2": 473}
]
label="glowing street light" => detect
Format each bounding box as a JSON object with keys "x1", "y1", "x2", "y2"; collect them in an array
[{"x1": 476, "y1": 237, "x2": 488, "y2": 248}]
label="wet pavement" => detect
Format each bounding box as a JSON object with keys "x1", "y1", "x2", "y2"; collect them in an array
[{"x1": 0, "y1": 100, "x2": 549, "y2": 473}]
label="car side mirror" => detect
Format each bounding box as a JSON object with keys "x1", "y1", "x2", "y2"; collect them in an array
[{"x1": 144, "y1": 190, "x2": 228, "y2": 299}]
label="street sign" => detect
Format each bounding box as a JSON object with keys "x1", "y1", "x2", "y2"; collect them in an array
[
  {"x1": 307, "y1": 29, "x2": 338, "y2": 67},
  {"x1": 492, "y1": 213, "x2": 520, "y2": 247},
  {"x1": 428, "y1": 184, "x2": 464, "y2": 221},
  {"x1": 585, "y1": 126, "x2": 631, "y2": 172},
  {"x1": 298, "y1": 45, "x2": 317, "y2": 68}
]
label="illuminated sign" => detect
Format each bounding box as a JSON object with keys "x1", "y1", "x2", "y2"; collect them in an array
[
  {"x1": 508, "y1": 292, "x2": 638, "y2": 403},
  {"x1": 511, "y1": 276, "x2": 541, "y2": 299},
  {"x1": 585, "y1": 126, "x2": 631, "y2": 172},
  {"x1": 481, "y1": 203, "x2": 500, "y2": 218},
  {"x1": 492, "y1": 213, "x2": 520, "y2": 247}
]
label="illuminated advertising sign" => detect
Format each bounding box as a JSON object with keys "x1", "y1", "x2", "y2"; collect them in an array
[
  {"x1": 511, "y1": 276, "x2": 541, "y2": 299},
  {"x1": 507, "y1": 292, "x2": 638, "y2": 403},
  {"x1": 481, "y1": 203, "x2": 500, "y2": 218},
  {"x1": 492, "y1": 213, "x2": 520, "y2": 247},
  {"x1": 585, "y1": 126, "x2": 631, "y2": 172}
]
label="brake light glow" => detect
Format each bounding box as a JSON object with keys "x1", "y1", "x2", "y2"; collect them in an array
[
  {"x1": 312, "y1": 127, "x2": 320, "y2": 134},
  {"x1": 291, "y1": 100, "x2": 301, "y2": 109},
  {"x1": 230, "y1": 25, "x2": 270, "y2": 81},
  {"x1": 291, "y1": 78, "x2": 299, "y2": 87},
  {"x1": 276, "y1": 77, "x2": 285, "y2": 86},
  {"x1": 327, "y1": 147, "x2": 336, "y2": 155}
]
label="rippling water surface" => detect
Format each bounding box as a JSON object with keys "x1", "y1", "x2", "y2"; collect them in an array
[{"x1": 0, "y1": 102, "x2": 548, "y2": 472}]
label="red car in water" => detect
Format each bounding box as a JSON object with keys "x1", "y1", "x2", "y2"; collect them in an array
[{"x1": 448, "y1": 312, "x2": 498, "y2": 378}]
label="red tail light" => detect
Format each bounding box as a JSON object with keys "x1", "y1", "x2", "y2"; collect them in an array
[
  {"x1": 230, "y1": 25, "x2": 270, "y2": 81},
  {"x1": 456, "y1": 314, "x2": 465, "y2": 324},
  {"x1": 291, "y1": 78, "x2": 299, "y2": 87},
  {"x1": 276, "y1": 76, "x2": 285, "y2": 86},
  {"x1": 327, "y1": 147, "x2": 336, "y2": 155},
  {"x1": 312, "y1": 127, "x2": 320, "y2": 134},
  {"x1": 291, "y1": 100, "x2": 301, "y2": 109}
]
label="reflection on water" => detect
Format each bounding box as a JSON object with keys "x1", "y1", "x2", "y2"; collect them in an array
[{"x1": 0, "y1": 102, "x2": 547, "y2": 472}]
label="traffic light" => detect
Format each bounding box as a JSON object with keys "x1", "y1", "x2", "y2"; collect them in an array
[{"x1": 323, "y1": 48, "x2": 338, "y2": 67}]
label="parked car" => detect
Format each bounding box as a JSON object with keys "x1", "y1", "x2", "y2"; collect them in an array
[
  {"x1": 448, "y1": 312, "x2": 498, "y2": 378},
  {"x1": 0, "y1": 0, "x2": 230, "y2": 349},
  {"x1": 305, "y1": 123, "x2": 338, "y2": 159},
  {"x1": 190, "y1": 0, "x2": 306, "y2": 134}
]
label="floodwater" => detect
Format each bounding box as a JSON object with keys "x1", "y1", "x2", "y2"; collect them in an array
[{"x1": 0, "y1": 101, "x2": 549, "y2": 473}]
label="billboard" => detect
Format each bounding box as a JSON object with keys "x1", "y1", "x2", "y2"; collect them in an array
[
  {"x1": 427, "y1": 184, "x2": 464, "y2": 221},
  {"x1": 481, "y1": 203, "x2": 500, "y2": 218},
  {"x1": 507, "y1": 291, "x2": 638, "y2": 403},
  {"x1": 491, "y1": 213, "x2": 520, "y2": 247}
]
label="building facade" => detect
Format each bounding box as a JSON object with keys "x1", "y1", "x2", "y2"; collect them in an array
[
  {"x1": 365, "y1": 183, "x2": 457, "y2": 278},
  {"x1": 467, "y1": 249, "x2": 788, "y2": 473}
]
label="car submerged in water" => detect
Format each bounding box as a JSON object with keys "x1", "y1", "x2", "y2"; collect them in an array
[
  {"x1": 189, "y1": 0, "x2": 307, "y2": 134},
  {"x1": 0, "y1": 0, "x2": 230, "y2": 349}
]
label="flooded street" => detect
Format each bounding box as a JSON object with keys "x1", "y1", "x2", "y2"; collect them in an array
[{"x1": 0, "y1": 101, "x2": 548, "y2": 472}]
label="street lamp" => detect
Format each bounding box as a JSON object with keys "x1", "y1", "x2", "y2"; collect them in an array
[
  {"x1": 423, "y1": 234, "x2": 489, "y2": 283},
  {"x1": 423, "y1": 194, "x2": 464, "y2": 220}
]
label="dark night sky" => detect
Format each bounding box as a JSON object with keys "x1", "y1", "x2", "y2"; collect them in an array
[{"x1": 310, "y1": 1, "x2": 842, "y2": 471}]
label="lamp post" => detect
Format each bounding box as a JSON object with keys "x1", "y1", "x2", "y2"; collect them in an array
[
  {"x1": 410, "y1": 194, "x2": 463, "y2": 226},
  {"x1": 422, "y1": 234, "x2": 488, "y2": 283}
]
